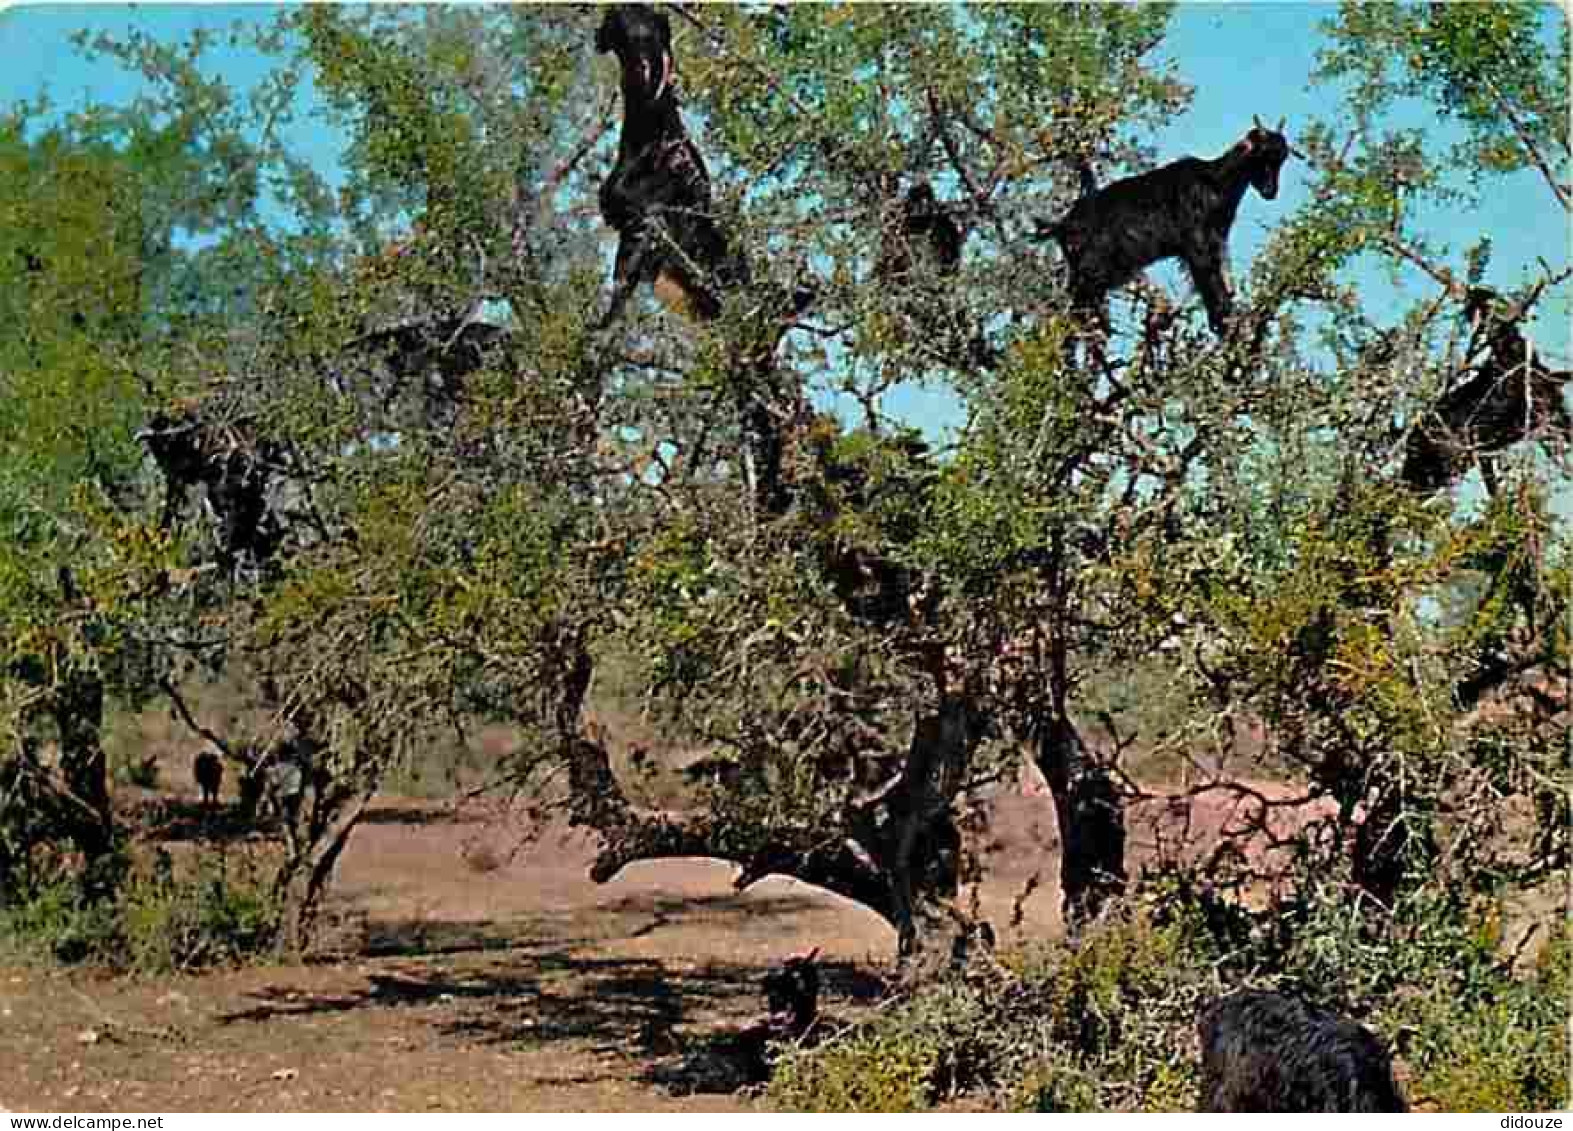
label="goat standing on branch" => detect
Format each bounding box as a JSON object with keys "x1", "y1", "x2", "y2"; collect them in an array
[
  {"x1": 1033, "y1": 117, "x2": 1296, "y2": 337},
  {"x1": 876, "y1": 181, "x2": 994, "y2": 370},
  {"x1": 136, "y1": 405, "x2": 286, "y2": 576},
  {"x1": 1401, "y1": 286, "x2": 1573, "y2": 496},
  {"x1": 877, "y1": 182, "x2": 964, "y2": 284},
  {"x1": 595, "y1": 4, "x2": 741, "y2": 328}
]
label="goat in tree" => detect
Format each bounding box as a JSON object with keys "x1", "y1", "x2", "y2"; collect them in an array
[
  {"x1": 595, "y1": 4, "x2": 742, "y2": 327},
  {"x1": 1033, "y1": 117, "x2": 1295, "y2": 337},
  {"x1": 877, "y1": 182, "x2": 964, "y2": 283},
  {"x1": 340, "y1": 315, "x2": 513, "y2": 432},
  {"x1": 595, "y1": 4, "x2": 817, "y2": 515},
  {"x1": 1401, "y1": 286, "x2": 1572, "y2": 496},
  {"x1": 876, "y1": 181, "x2": 994, "y2": 369},
  {"x1": 136, "y1": 406, "x2": 285, "y2": 575},
  {"x1": 1198, "y1": 989, "x2": 1408, "y2": 1112}
]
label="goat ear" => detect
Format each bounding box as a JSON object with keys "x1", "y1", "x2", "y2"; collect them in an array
[{"x1": 595, "y1": 12, "x2": 618, "y2": 53}]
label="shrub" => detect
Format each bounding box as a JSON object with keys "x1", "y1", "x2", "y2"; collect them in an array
[
  {"x1": 770, "y1": 906, "x2": 1213, "y2": 1112},
  {"x1": 0, "y1": 874, "x2": 120, "y2": 965},
  {"x1": 768, "y1": 875, "x2": 1566, "y2": 1113},
  {"x1": 769, "y1": 1029, "x2": 941, "y2": 1112},
  {"x1": 0, "y1": 845, "x2": 277, "y2": 973},
  {"x1": 120, "y1": 847, "x2": 277, "y2": 973},
  {"x1": 1397, "y1": 924, "x2": 1569, "y2": 1112}
]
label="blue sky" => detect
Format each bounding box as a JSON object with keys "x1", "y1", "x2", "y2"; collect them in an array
[{"x1": 2, "y1": 3, "x2": 1568, "y2": 411}]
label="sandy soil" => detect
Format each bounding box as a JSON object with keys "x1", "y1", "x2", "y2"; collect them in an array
[{"x1": 0, "y1": 770, "x2": 1339, "y2": 1113}]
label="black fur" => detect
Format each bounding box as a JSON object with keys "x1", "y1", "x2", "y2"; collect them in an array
[
  {"x1": 760, "y1": 947, "x2": 821, "y2": 1030},
  {"x1": 1199, "y1": 990, "x2": 1408, "y2": 1112},
  {"x1": 343, "y1": 316, "x2": 512, "y2": 430},
  {"x1": 136, "y1": 407, "x2": 285, "y2": 574},
  {"x1": 878, "y1": 182, "x2": 963, "y2": 283},
  {"x1": 193, "y1": 748, "x2": 224, "y2": 808},
  {"x1": 595, "y1": 4, "x2": 742, "y2": 326},
  {"x1": 1401, "y1": 287, "x2": 1572, "y2": 496},
  {"x1": 876, "y1": 182, "x2": 995, "y2": 369},
  {"x1": 1034, "y1": 121, "x2": 1293, "y2": 336}
]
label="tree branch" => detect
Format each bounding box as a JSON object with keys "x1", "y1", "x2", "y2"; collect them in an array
[{"x1": 1476, "y1": 70, "x2": 1571, "y2": 211}]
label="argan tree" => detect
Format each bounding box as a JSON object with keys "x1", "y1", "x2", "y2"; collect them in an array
[{"x1": 1, "y1": 3, "x2": 1563, "y2": 977}]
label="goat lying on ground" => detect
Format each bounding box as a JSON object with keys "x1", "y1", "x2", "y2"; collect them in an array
[
  {"x1": 1401, "y1": 287, "x2": 1572, "y2": 496},
  {"x1": 648, "y1": 948, "x2": 822, "y2": 1094},
  {"x1": 1034, "y1": 118, "x2": 1295, "y2": 337},
  {"x1": 193, "y1": 748, "x2": 224, "y2": 809},
  {"x1": 1199, "y1": 989, "x2": 1408, "y2": 1112},
  {"x1": 596, "y1": 4, "x2": 742, "y2": 327}
]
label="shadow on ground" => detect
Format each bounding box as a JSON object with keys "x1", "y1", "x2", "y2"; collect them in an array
[
  {"x1": 217, "y1": 894, "x2": 886, "y2": 1058},
  {"x1": 131, "y1": 798, "x2": 459, "y2": 846}
]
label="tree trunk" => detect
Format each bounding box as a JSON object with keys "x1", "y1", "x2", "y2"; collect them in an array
[
  {"x1": 275, "y1": 784, "x2": 373, "y2": 954},
  {"x1": 1350, "y1": 782, "x2": 1437, "y2": 910},
  {"x1": 568, "y1": 694, "x2": 990, "y2": 986},
  {"x1": 52, "y1": 668, "x2": 116, "y2": 899},
  {"x1": 1034, "y1": 711, "x2": 1126, "y2": 930}
]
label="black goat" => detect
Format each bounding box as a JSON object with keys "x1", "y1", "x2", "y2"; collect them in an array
[
  {"x1": 1034, "y1": 118, "x2": 1295, "y2": 336},
  {"x1": 341, "y1": 316, "x2": 512, "y2": 431},
  {"x1": 648, "y1": 948, "x2": 822, "y2": 1094},
  {"x1": 875, "y1": 182, "x2": 995, "y2": 370},
  {"x1": 1199, "y1": 990, "x2": 1408, "y2": 1113},
  {"x1": 1401, "y1": 287, "x2": 1572, "y2": 496},
  {"x1": 193, "y1": 748, "x2": 224, "y2": 809},
  {"x1": 136, "y1": 407, "x2": 285, "y2": 574},
  {"x1": 596, "y1": 4, "x2": 741, "y2": 327},
  {"x1": 760, "y1": 947, "x2": 821, "y2": 1032},
  {"x1": 877, "y1": 182, "x2": 963, "y2": 283}
]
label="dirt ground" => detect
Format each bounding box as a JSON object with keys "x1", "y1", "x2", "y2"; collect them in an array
[{"x1": 0, "y1": 771, "x2": 1344, "y2": 1113}]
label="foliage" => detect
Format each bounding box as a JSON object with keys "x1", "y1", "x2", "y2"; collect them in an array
[
  {"x1": 1316, "y1": 2, "x2": 1568, "y2": 186},
  {"x1": 0, "y1": 0, "x2": 1564, "y2": 1006},
  {"x1": 0, "y1": 844, "x2": 276, "y2": 973},
  {"x1": 772, "y1": 876, "x2": 1568, "y2": 1111}
]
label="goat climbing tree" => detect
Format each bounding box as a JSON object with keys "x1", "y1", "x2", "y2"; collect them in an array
[{"x1": 0, "y1": 4, "x2": 1565, "y2": 977}]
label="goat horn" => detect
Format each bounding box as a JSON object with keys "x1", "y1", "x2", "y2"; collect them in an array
[
  {"x1": 1277, "y1": 115, "x2": 1286, "y2": 132},
  {"x1": 1253, "y1": 113, "x2": 1264, "y2": 130}
]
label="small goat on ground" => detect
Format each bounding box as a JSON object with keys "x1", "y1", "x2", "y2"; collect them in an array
[
  {"x1": 1034, "y1": 118, "x2": 1295, "y2": 337},
  {"x1": 595, "y1": 4, "x2": 742, "y2": 327},
  {"x1": 648, "y1": 948, "x2": 822, "y2": 1094},
  {"x1": 193, "y1": 748, "x2": 223, "y2": 809},
  {"x1": 1401, "y1": 286, "x2": 1573, "y2": 496},
  {"x1": 1198, "y1": 989, "x2": 1408, "y2": 1113}
]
